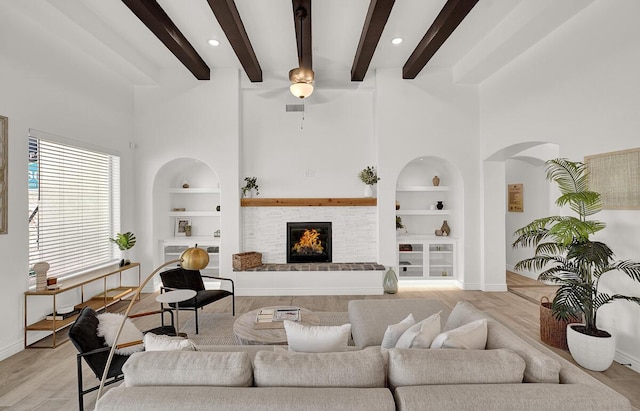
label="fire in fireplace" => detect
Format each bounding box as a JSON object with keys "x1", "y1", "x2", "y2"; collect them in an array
[{"x1": 287, "y1": 222, "x2": 332, "y2": 263}]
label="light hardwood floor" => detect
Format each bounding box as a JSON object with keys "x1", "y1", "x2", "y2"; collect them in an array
[{"x1": 2, "y1": 272, "x2": 638, "y2": 410}]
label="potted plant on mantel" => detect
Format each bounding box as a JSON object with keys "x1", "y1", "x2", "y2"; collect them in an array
[
  {"x1": 359, "y1": 166, "x2": 380, "y2": 198},
  {"x1": 512, "y1": 158, "x2": 640, "y2": 371},
  {"x1": 110, "y1": 232, "x2": 136, "y2": 267},
  {"x1": 241, "y1": 177, "x2": 260, "y2": 198}
]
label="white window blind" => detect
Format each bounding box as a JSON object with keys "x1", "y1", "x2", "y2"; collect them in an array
[{"x1": 28, "y1": 134, "x2": 121, "y2": 280}]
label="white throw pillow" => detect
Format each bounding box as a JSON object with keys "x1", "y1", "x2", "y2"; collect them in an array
[
  {"x1": 430, "y1": 318, "x2": 488, "y2": 350},
  {"x1": 395, "y1": 311, "x2": 442, "y2": 349},
  {"x1": 97, "y1": 312, "x2": 144, "y2": 355},
  {"x1": 143, "y1": 333, "x2": 196, "y2": 351},
  {"x1": 284, "y1": 321, "x2": 352, "y2": 353},
  {"x1": 381, "y1": 313, "x2": 416, "y2": 349}
]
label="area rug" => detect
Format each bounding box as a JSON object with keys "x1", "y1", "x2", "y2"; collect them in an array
[{"x1": 181, "y1": 311, "x2": 351, "y2": 346}]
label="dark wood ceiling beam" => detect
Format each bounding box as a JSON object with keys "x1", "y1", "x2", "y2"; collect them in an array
[
  {"x1": 206, "y1": 0, "x2": 262, "y2": 82},
  {"x1": 351, "y1": 0, "x2": 396, "y2": 82},
  {"x1": 121, "y1": 0, "x2": 210, "y2": 80},
  {"x1": 292, "y1": 0, "x2": 312, "y2": 69},
  {"x1": 403, "y1": 0, "x2": 479, "y2": 79}
]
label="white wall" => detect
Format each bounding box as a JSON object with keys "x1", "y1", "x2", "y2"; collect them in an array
[
  {"x1": 505, "y1": 158, "x2": 548, "y2": 278},
  {"x1": 134, "y1": 70, "x2": 241, "y2": 290},
  {"x1": 0, "y1": 4, "x2": 135, "y2": 358},
  {"x1": 242, "y1": 88, "x2": 375, "y2": 198},
  {"x1": 481, "y1": 0, "x2": 640, "y2": 370},
  {"x1": 376, "y1": 68, "x2": 480, "y2": 289}
]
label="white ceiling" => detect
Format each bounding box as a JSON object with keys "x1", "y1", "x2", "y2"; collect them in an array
[{"x1": 6, "y1": 0, "x2": 596, "y2": 87}]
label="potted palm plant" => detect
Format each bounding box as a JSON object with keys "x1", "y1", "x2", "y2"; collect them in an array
[
  {"x1": 110, "y1": 232, "x2": 136, "y2": 267},
  {"x1": 512, "y1": 158, "x2": 640, "y2": 371}
]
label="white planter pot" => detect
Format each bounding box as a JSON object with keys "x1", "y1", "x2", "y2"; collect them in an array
[
  {"x1": 364, "y1": 185, "x2": 373, "y2": 198},
  {"x1": 566, "y1": 323, "x2": 616, "y2": 371}
]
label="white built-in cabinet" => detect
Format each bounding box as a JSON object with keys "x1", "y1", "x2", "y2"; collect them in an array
[
  {"x1": 395, "y1": 158, "x2": 459, "y2": 282},
  {"x1": 397, "y1": 237, "x2": 456, "y2": 280},
  {"x1": 162, "y1": 187, "x2": 221, "y2": 276},
  {"x1": 154, "y1": 159, "x2": 221, "y2": 280}
]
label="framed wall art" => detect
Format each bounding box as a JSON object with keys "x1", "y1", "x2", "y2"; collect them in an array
[
  {"x1": 508, "y1": 183, "x2": 523, "y2": 212},
  {"x1": 0, "y1": 115, "x2": 7, "y2": 234},
  {"x1": 585, "y1": 148, "x2": 640, "y2": 210}
]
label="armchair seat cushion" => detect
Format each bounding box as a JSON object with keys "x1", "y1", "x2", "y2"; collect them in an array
[{"x1": 168, "y1": 290, "x2": 233, "y2": 308}]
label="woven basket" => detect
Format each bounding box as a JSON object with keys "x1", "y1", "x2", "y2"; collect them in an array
[
  {"x1": 232, "y1": 252, "x2": 262, "y2": 270},
  {"x1": 539, "y1": 296, "x2": 580, "y2": 350}
]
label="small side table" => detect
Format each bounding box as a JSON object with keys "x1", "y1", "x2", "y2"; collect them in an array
[{"x1": 156, "y1": 289, "x2": 197, "y2": 337}]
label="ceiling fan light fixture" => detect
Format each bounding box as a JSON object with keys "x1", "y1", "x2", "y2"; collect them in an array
[
  {"x1": 289, "y1": 67, "x2": 315, "y2": 99},
  {"x1": 290, "y1": 81, "x2": 314, "y2": 99}
]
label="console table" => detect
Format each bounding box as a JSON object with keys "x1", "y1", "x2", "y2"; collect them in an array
[{"x1": 24, "y1": 263, "x2": 141, "y2": 348}]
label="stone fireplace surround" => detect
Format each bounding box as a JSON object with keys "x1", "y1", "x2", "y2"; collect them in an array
[{"x1": 238, "y1": 200, "x2": 382, "y2": 295}]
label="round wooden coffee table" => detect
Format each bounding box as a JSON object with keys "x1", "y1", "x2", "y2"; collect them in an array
[{"x1": 233, "y1": 306, "x2": 320, "y2": 345}]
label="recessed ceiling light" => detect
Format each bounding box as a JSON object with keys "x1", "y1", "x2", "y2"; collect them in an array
[
  {"x1": 391, "y1": 37, "x2": 403, "y2": 45},
  {"x1": 208, "y1": 39, "x2": 220, "y2": 47}
]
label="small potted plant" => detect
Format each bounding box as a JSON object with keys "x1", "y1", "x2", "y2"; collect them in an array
[
  {"x1": 512, "y1": 159, "x2": 640, "y2": 371},
  {"x1": 396, "y1": 216, "x2": 406, "y2": 236},
  {"x1": 110, "y1": 232, "x2": 136, "y2": 267},
  {"x1": 241, "y1": 177, "x2": 260, "y2": 198},
  {"x1": 359, "y1": 166, "x2": 380, "y2": 198}
]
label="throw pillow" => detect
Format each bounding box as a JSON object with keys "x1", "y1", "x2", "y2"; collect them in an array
[
  {"x1": 381, "y1": 313, "x2": 415, "y2": 349},
  {"x1": 395, "y1": 311, "x2": 441, "y2": 349},
  {"x1": 284, "y1": 320, "x2": 351, "y2": 353},
  {"x1": 430, "y1": 318, "x2": 487, "y2": 350},
  {"x1": 96, "y1": 312, "x2": 144, "y2": 355},
  {"x1": 143, "y1": 333, "x2": 197, "y2": 351}
]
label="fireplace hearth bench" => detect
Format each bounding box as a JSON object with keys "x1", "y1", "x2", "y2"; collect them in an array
[{"x1": 95, "y1": 300, "x2": 630, "y2": 411}]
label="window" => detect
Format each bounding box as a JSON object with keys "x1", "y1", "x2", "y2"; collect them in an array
[{"x1": 28, "y1": 131, "x2": 120, "y2": 283}]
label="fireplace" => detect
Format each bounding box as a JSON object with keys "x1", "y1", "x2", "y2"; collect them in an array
[{"x1": 287, "y1": 222, "x2": 332, "y2": 263}]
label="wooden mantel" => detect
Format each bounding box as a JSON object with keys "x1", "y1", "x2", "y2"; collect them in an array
[{"x1": 241, "y1": 198, "x2": 377, "y2": 207}]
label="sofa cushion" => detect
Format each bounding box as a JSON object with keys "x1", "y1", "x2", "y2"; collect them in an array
[
  {"x1": 387, "y1": 348, "x2": 525, "y2": 390},
  {"x1": 253, "y1": 347, "x2": 386, "y2": 388},
  {"x1": 284, "y1": 321, "x2": 351, "y2": 353},
  {"x1": 123, "y1": 351, "x2": 252, "y2": 387},
  {"x1": 445, "y1": 301, "x2": 561, "y2": 383},
  {"x1": 381, "y1": 313, "x2": 415, "y2": 349},
  {"x1": 143, "y1": 333, "x2": 196, "y2": 351},
  {"x1": 348, "y1": 299, "x2": 449, "y2": 348},
  {"x1": 395, "y1": 311, "x2": 441, "y2": 349},
  {"x1": 430, "y1": 318, "x2": 487, "y2": 349}
]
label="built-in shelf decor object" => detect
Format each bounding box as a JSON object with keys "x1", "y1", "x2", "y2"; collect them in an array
[
  {"x1": 585, "y1": 147, "x2": 640, "y2": 210},
  {"x1": 0, "y1": 115, "x2": 7, "y2": 234},
  {"x1": 241, "y1": 198, "x2": 377, "y2": 207}
]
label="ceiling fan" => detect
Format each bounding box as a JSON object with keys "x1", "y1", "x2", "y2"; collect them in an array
[{"x1": 289, "y1": 5, "x2": 314, "y2": 99}]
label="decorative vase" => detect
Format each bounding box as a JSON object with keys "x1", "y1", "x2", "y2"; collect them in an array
[
  {"x1": 566, "y1": 324, "x2": 616, "y2": 371},
  {"x1": 436, "y1": 201, "x2": 444, "y2": 210},
  {"x1": 395, "y1": 201, "x2": 400, "y2": 210},
  {"x1": 120, "y1": 250, "x2": 131, "y2": 267},
  {"x1": 184, "y1": 225, "x2": 192, "y2": 237},
  {"x1": 441, "y1": 220, "x2": 450, "y2": 236},
  {"x1": 33, "y1": 261, "x2": 50, "y2": 291},
  {"x1": 383, "y1": 267, "x2": 398, "y2": 294},
  {"x1": 432, "y1": 175, "x2": 440, "y2": 186},
  {"x1": 364, "y1": 185, "x2": 373, "y2": 198}
]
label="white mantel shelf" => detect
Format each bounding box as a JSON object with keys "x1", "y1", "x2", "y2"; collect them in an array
[{"x1": 241, "y1": 198, "x2": 377, "y2": 207}]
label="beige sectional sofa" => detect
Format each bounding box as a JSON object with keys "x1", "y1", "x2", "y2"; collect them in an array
[{"x1": 95, "y1": 299, "x2": 631, "y2": 411}]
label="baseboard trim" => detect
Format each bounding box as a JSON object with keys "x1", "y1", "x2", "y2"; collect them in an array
[
  {"x1": 0, "y1": 339, "x2": 23, "y2": 362},
  {"x1": 235, "y1": 287, "x2": 382, "y2": 296},
  {"x1": 483, "y1": 283, "x2": 508, "y2": 292},
  {"x1": 615, "y1": 350, "x2": 640, "y2": 374}
]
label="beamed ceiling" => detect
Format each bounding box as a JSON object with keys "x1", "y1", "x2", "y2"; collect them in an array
[{"x1": 7, "y1": 0, "x2": 597, "y2": 90}]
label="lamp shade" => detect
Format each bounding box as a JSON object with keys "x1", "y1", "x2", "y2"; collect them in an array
[
  {"x1": 180, "y1": 246, "x2": 209, "y2": 270},
  {"x1": 290, "y1": 82, "x2": 314, "y2": 99}
]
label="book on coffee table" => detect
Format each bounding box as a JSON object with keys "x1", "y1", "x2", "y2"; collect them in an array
[{"x1": 254, "y1": 308, "x2": 301, "y2": 329}]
